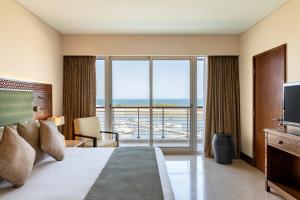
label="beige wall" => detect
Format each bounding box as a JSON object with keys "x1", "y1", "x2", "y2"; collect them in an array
[
  {"x1": 0, "y1": 0, "x2": 63, "y2": 115},
  {"x1": 62, "y1": 34, "x2": 239, "y2": 56},
  {"x1": 0, "y1": 1, "x2": 239, "y2": 123},
  {"x1": 239, "y1": 0, "x2": 300, "y2": 157},
  {"x1": 3, "y1": 0, "x2": 297, "y2": 158}
]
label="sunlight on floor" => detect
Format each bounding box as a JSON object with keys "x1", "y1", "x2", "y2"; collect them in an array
[{"x1": 165, "y1": 155, "x2": 282, "y2": 200}]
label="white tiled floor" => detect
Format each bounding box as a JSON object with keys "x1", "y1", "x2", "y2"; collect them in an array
[{"x1": 165, "y1": 154, "x2": 282, "y2": 200}]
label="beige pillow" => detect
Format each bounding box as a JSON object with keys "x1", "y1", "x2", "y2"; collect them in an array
[
  {"x1": 40, "y1": 120, "x2": 65, "y2": 161},
  {"x1": 17, "y1": 122, "x2": 46, "y2": 164},
  {"x1": 0, "y1": 126, "x2": 36, "y2": 187}
]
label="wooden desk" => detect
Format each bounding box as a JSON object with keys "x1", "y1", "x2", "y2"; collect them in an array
[
  {"x1": 65, "y1": 140, "x2": 90, "y2": 147},
  {"x1": 264, "y1": 128, "x2": 300, "y2": 200}
]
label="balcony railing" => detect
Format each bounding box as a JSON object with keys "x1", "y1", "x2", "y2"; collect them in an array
[{"x1": 96, "y1": 106, "x2": 204, "y2": 142}]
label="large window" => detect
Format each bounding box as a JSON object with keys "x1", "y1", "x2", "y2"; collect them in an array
[
  {"x1": 112, "y1": 60, "x2": 150, "y2": 146},
  {"x1": 197, "y1": 57, "x2": 205, "y2": 151},
  {"x1": 96, "y1": 59, "x2": 105, "y2": 131},
  {"x1": 95, "y1": 56, "x2": 204, "y2": 152},
  {"x1": 152, "y1": 60, "x2": 191, "y2": 147}
]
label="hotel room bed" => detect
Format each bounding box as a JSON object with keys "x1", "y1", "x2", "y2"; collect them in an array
[
  {"x1": 0, "y1": 81, "x2": 174, "y2": 200},
  {"x1": 0, "y1": 147, "x2": 175, "y2": 200}
]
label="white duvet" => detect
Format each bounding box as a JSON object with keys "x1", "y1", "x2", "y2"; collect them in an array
[{"x1": 0, "y1": 147, "x2": 174, "y2": 200}]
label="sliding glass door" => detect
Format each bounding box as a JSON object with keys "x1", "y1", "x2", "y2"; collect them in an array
[
  {"x1": 111, "y1": 59, "x2": 150, "y2": 146},
  {"x1": 197, "y1": 57, "x2": 206, "y2": 152},
  {"x1": 96, "y1": 59, "x2": 106, "y2": 131},
  {"x1": 105, "y1": 56, "x2": 196, "y2": 152},
  {"x1": 152, "y1": 59, "x2": 191, "y2": 147}
]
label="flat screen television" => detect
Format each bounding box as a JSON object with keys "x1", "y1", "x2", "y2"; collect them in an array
[{"x1": 283, "y1": 82, "x2": 300, "y2": 127}]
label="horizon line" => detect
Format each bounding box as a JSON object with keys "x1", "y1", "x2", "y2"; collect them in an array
[{"x1": 96, "y1": 98, "x2": 204, "y2": 99}]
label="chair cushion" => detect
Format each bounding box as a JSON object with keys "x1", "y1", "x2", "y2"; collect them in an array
[
  {"x1": 74, "y1": 117, "x2": 101, "y2": 139},
  {"x1": 0, "y1": 126, "x2": 36, "y2": 187},
  {"x1": 97, "y1": 139, "x2": 118, "y2": 147},
  {"x1": 17, "y1": 122, "x2": 46, "y2": 163},
  {"x1": 40, "y1": 120, "x2": 65, "y2": 161}
]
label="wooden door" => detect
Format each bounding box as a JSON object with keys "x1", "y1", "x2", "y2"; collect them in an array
[{"x1": 253, "y1": 44, "x2": 286, "y2": 172}]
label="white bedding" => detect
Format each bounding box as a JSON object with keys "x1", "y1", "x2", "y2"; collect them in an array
[{"x1": 0, "y1": 147, "x2": 174, "y2": 200}]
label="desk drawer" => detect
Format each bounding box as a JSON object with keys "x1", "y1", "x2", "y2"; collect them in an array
[
  {"x1": 268, "y1": 133, "x2": 296, "y2": 153},
  {"x1": 296, "y1": 142, "x2": 300, "y2": 156}
]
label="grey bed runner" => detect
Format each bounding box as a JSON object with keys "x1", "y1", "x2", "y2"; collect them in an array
[{"x1": 84, "y1": 147, "x2": 164, "y2": 200}]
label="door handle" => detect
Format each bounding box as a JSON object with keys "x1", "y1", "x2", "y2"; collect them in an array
[{"x1": 271, "y1": 118, "x2": 283, "y2": 122}]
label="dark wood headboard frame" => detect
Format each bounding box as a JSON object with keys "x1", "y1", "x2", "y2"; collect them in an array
[{"x1": 0, "y1": 78, "x2": 52, "y2": 121}]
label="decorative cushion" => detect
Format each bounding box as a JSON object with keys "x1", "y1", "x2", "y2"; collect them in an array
[
  {"x1": 0, "y1": 126, "x2": 36, "y2": 187},
  {"x1": 40, "y1": 120, "x2": 65, "y2": 161},
  {"x1": 17, "y1": 122, "x2": 46, "y2": 163}
]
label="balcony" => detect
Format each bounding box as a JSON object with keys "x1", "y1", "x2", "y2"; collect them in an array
[{"x1": 96, "y1": 106, "x2": 204, "y2": 147}]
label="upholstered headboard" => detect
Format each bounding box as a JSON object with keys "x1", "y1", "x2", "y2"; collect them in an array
[
  {"x1": 0, "y1": 90, "x2": 34, "y2": 127},
  {"x1": 0, "y1": 78, "x2": 52, "y2": 126}
]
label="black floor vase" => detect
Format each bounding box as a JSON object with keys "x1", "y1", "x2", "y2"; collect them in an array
[{"x1": 212, "y1": 133, "x2": 234, "y2": 164}]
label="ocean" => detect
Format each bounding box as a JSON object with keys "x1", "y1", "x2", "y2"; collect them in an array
[{"x1": 96, "y1": 98, "x2": 204, "y2": 107}]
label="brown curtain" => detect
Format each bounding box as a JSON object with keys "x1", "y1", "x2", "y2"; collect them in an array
[
  {"x1": 63, "y1": 56, "x2": 96, "y2": 139},
  {"x1": 204, "y1": 56, "x2": 240, "y2": 158}
]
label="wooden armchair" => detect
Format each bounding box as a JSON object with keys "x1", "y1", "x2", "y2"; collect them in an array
[{"x1": 73, "y1": 117, "x2": 119, "y2": 147}]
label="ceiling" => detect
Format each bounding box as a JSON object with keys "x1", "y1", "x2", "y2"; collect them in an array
[{"x1": 16, "y1": 0, "x2": 288, "y2": 34}]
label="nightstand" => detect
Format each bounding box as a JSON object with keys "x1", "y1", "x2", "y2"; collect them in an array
[{"x1": 65, "y1": 140, "x2": 90, "y2": 147}]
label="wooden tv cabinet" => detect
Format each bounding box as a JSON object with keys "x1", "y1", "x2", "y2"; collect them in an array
[{"x1": 264, "y1": 128, "x2": 300, "y2": 200}]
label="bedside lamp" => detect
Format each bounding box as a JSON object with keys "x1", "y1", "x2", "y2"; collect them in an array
[{"x1": 48, "y1": 116, "x2": 65, "y2": 133}]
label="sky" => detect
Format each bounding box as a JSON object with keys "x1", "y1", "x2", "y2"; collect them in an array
[{"x1": 96, "y1": 59, "x2": 204, "y2": 100}]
